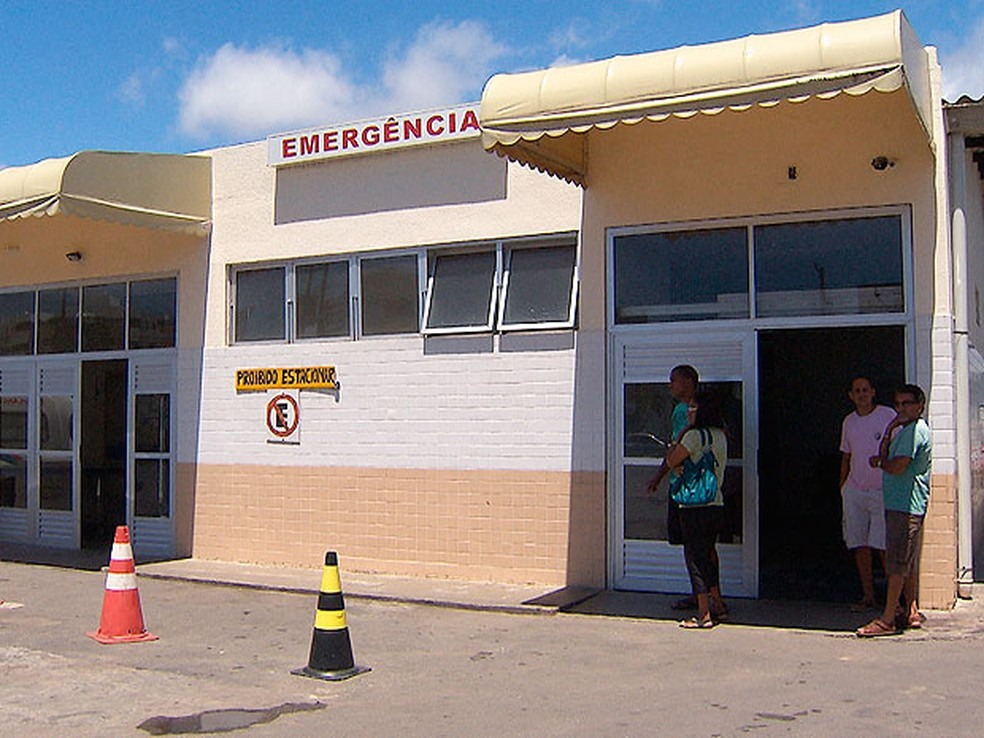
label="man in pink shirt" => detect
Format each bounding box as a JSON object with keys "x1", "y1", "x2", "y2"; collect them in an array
[{"x1": 839, "y1": 376, "x2": 896, "y2": 610}]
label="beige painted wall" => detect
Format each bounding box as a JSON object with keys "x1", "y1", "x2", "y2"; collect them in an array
[
  {"x1": 577, "y1": 89, "x2": 936, "y2": 334},
  {"x1": 0, "y1": 215, "x2": 209, "y2": 351}
]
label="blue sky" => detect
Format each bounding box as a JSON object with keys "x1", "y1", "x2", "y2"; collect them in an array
[{"x1": 3, "y1": 1, "x2": 983, "y2": 168}]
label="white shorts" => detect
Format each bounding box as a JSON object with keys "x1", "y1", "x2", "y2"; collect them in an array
[{"x1": 842, "y1": 486, "x2": 886, "y2": 550}]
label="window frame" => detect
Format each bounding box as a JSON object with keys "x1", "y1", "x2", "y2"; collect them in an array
[
  {"x1": 422, "y1": 244, "x2": 499, "y2": 336},
  {"x1": 608, "y1": 206, "x2": 912, "y2": 331},
  {"x1": 498, "y1": 237, "x2": 579, "y2": 332}
]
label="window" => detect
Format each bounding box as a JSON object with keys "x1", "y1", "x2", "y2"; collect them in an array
[
  {"x1": 422, "y1": 237, "x2": 578, "y2": 334},
  {"x1": 0, "y1": 395, "x2": 28, "y2": 509},
  {"x1": 501, "y1": 243, "x2": 578, "y2": 330},
  {"x1": 754, "y1": 216, "x2": 904, "y2": 317},
  {"x1": 614, "y1": 227, "x2": 749, "y2": 323},
  {"x1": 229, "y1": 234, "x2": 577, "y2": 343},
  {"x1": 296, "y1": 261, "x2": 350, "y2": 339},
  {"x1": 134, "y1": 393, "x2": 170, "y2": 518},
  {"x1": 360, "y1": 255, "x2": 420, "y2": 336},
  {"x1": 611, "y1": 211, "x2": 908, "y2": 325},
  {"x1": 235, "y1": 267, "x2": 286, "y2": 342},
  {"x1": 129, "y1": 278, "x2": 177, "y2": 349},
  {"x1": 82, "y1": 283, "x2": 127, "y2": 351},
  {"x1": 0, "y1": 291, "x2": 35, "y2": 356},
  {"x1": 38, "y1": 287, "x2": 79, "y2": 354},
  {"x1": 423, "y1": 250, "x2": 496, "y2": 333}
]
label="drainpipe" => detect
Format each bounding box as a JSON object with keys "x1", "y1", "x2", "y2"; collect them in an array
[{"x1": 949, "y1": 129, "x2": 975, "y2": 598}]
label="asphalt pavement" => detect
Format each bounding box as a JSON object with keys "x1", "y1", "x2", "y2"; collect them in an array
[{"x1": 2, "y1": 552, "x2": 984, "y2": 737}]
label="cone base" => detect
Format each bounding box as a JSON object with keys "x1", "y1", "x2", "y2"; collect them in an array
[
  {"x1": 291, "y1": 664, "x2": 370, "y2": 682},
  {"x1": 86, "y1": 629, "x2": 159, "y2": 645}
]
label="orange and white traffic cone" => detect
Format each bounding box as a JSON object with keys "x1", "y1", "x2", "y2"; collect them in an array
[{"x1": 86, "y1": 526, "x2": 158, "y2": 644}]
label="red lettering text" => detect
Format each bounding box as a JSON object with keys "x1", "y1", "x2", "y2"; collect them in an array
[
  {"x1": 403, "y1": 118, "x2": 422, "y2": 139},
  {"x1": 342, "y1": 128, "x2": 358, "y2": 149},
  {"x1": 322, "y1": 130, "x2": 338, "y2": 151},
  {"x1": 362, "y1": 125, "x2": 380, "y2": 146},
  {"x1": 460, "y1": 109, "x2": 480, "y2": 132},
  {"x1": 282, "y1": 138, "x2": 298, "y2": 158},
  {"x1": 300, "y1": 135, "x2": 319, "y2": 156},
  {"x1": 383, "y1": 119, "x2": 399, "y2": 143},
  {"x1": 426, "y1": 115, "x2": 445, "y2": 136}
]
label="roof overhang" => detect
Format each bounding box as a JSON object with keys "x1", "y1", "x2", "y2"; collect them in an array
[
  {"x1": 0, "y1": 151, "x2": 212, "y2": 235},
  {"x1": 946, "y1": 97, "x2": 984, "y2": 179},
  {"x1": 480, "y1": 10, "x2": 933, "y2": 184}
]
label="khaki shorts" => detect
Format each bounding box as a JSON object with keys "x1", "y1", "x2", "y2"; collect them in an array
[
  {"x1": 841, "y1": 486, "x2": 885, "y2": 550},
  {"x1": 884, "y1": 510, "x2": 924, "y2": 577}
]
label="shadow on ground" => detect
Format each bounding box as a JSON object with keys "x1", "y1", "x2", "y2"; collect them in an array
[
  {"x1": 0, "y1": 542, "x2": 176, "y2": 571},
  {"x1": 565, "y1": 590, "x2": 871, "y2": 633}
]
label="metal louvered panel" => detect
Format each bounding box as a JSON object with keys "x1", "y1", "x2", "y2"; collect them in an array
[
  {"x1": 132, "y1": 517, "x2": 175, "y2": 559},
  {"x1": 0, "y1": 366, "x2": 31, "y2": 395},
  {"x1": 38, "y1": 510, "x2": 75, "y2": 547},
  {"x1": 620, "y1": 340, "x2": 744, "y2": 382},
  {"x1": 133, "y1": 360, "x2": 175, "y2": 393},
  {"x1": 39, "y1": 365, "x2": 76, "y2": 396},
  {"x1": 0, "y1": 508, "x2": 30, "y2": 541}
]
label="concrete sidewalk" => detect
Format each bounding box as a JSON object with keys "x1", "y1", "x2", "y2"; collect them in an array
[
  {"x1": 134, "y1": 556, "x2": 984, "y2": 638},
  {"x1": 136, "y1": 557, "x2": 595, "y2": 614}
]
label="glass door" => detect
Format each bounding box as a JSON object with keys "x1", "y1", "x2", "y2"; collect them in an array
[
  {"x1": 37, "y1": 361, "x2": 78, "y2": 547},
  {"x1": 612, "y1": 331, "x2": 757, "y2": 596}
]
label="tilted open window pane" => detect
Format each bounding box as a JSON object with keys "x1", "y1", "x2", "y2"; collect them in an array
[
  {"x1": 82, "y1": 283, "x2": 126, "y2": 351},
  {"x1": 296, "y1": 261, "x2": 350, "y2": 339},
  {"x1": 235, "y1": 267, "x2": 286, "y2": 342},
  {"x1": 754, "y1": 216, "x2": 904, "y2": 317},
  {"x1": 613, "y1": 228, "x2": 749, "y2": 323},
  {"x1": 424, "y1": 250, "x2": 496, "y2": 333},
  {"x1": 129, "y1": 278, "x2": 177, "y2": 349},
  {"x1": 501, "y1": 245, "x2": 577, "y2": 329},
  {"x1": 360, "y1": 255, "x2": 419, "y2": 336},
  {"x1": 38, "y1": 287, "x2": 79, "y2": 354},
  {"x1": 0, "y1": 291, "x2": 35, "y2": 356}
]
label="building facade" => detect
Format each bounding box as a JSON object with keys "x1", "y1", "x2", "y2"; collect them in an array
[{"x1": 2, "y1": 11, "x2": 983, "y2": 607}]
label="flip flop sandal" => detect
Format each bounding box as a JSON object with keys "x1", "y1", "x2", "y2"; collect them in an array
[
  {"x1": 711, "y1": 605, "x2": 730, "y2": 622},
  {"x1": 856, "y1": 618, "x2": 900, "y2": 637},
  {"x1": 671, "y1": 596, "x2": 698, "y2": 611},
  {"x1": 679, "y1": 616, "x2": 715, "y2": 629}
]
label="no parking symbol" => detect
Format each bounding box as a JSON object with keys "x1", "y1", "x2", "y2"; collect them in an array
[{"x1": 266, "y1": 392, "x2": 300, "y2": 443}]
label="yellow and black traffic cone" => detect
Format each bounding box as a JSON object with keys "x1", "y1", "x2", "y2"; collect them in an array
[{"x1": 292, "y1": 551, "x2": 369, "y2": 681}]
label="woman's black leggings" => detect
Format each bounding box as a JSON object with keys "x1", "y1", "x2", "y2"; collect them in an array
[{"x1": 679, "y1": 505, "x2": 721, "y2": 594}]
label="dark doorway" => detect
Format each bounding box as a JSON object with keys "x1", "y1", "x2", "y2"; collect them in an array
[
  {"x1": 758, "y1": 326, "x2": 905, "y2": 601},
  {"x1": 81, "y1": 360, "x2": 128, "y2": 548}
]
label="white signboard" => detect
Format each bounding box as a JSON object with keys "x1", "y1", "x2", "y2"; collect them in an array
[{"x1": 266, "y1": 391, "x2": 300, "y2": 444}]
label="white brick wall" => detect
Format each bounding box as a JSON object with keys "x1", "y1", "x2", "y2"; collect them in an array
[{"x1": 193, "y1": 336, "x2": 579, "y2": 471}]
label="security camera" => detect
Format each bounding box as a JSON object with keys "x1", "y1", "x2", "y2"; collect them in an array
[{"x1": 871, "y1": 156, "x2": 894, "y2": 171}]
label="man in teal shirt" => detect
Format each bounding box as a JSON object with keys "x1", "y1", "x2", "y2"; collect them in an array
[{"x1": 857, "y1": 384, "x2": 932, "y2": 637}]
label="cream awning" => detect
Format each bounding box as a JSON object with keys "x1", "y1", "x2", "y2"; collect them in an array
[
  {"x1": 0, "y1": 151, "x2": 212, "y2": 235},
  {"x1": 480, "y1": 10, "x2": 933, "y2": 184}
]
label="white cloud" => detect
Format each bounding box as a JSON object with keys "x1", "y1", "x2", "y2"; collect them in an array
[
  {"x1": 379, "y1": 20, "x2": 506, "y2": 113},
  {"x1": 941, "y1": 17, "x2": 984, "y2": 100},
  {"x1": 178, "y1": 44, "x2": 361, "y2": 139},
  {"x1": 118, "y1": 72, "x2": 145, "y2": 108},
  {"x1": 176, "y1": 20, "x2": 505, "y2": 141}
]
